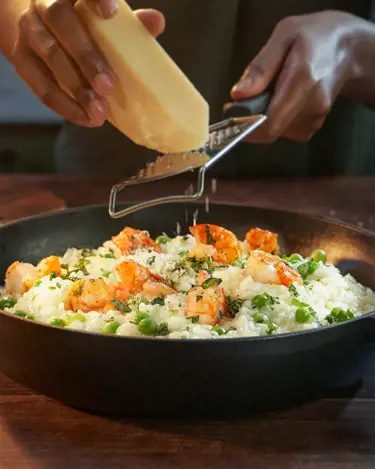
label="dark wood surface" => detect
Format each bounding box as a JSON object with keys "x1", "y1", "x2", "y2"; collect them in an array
[{"x1": 1, "y1": 175, "x2": 375, "y2": 469}]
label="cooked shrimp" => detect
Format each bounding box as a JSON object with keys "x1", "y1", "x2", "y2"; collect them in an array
[
  {"x1": 116, "y1": 261, "x2": 176, "y2": 297},
  {"x1": 5, "y1": 261, "x2": 39, "y2": 296},
  {"x1": 38, "y1": 256, "x2": 62, "y2": 277},
  {"x1": 197, "y1": 269, "x2": 210, "y2": 286},
  {"x1": 189, "y1": 224, "x2": 242, "y2": 264},
  {"x1": 6, "y1": 255, "x2": 63, "y2": 297},
  {"x1": 64, "y1": 279, "x2": 113, "y2": 313},
  {"x1": 247, "y1": 250, "x2": 302, "y2": 287},
  {"x1": 245, "y1": 228, "x2": 279, "y2": 254},
  {"x1": 112, "y1": 227, "x2": 161, "y2": 255},
  {"x1": 186, "y1": 273, "x2": 227, "y2": 326}
]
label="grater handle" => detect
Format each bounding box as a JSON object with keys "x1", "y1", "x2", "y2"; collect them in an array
[{"x1": 223, "y1": 92, "x2": 272, "y2": 118}]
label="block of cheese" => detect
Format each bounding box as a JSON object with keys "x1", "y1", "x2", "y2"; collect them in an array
[{"x1": 75, "y1": 1, "x2": 209, "y2": 153}]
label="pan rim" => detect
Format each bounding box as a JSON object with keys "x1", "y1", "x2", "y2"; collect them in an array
[{"x1": 1, "y1": 201, "x2": 375, "y2": 344}]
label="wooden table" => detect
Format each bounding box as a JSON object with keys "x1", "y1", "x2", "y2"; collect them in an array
[{"x1": 1, "y1": 175, "x2": 375, "y2": 469}]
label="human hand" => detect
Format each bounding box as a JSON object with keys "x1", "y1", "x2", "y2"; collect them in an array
[
  {"x1": 11, "y1": 1, "x2": 165, "y2": 127},
  {"x1": 230, "y1": 11, "x2": 365, "y2": 143}
]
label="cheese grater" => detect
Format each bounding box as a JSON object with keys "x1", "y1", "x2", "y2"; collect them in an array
[{"x1": 109, "y1": 93, "x2": 270, "y2": 219}]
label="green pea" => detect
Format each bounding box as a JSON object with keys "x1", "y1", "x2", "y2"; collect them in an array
[
  {"x1": 212, "y1": 326, "x2": 226, "y2": 335},
  {"x1": 67, "y1": 313, "x2": 86, "y2": 324},
  {"x1": 252, "y1": 312, "x2": 268, "y2": 323},
  {"x1": 50, "y1": 319, "x2": 66, "y2": 328},
  {"x1": 311, "y1": 249, "x2": 327, "y2": 264},
  {"x1": 288, "y1": 253, "x2": 304, "y2": 264},
  {"x1": 102, "y1": 321, "x2": 121, "y2": 335},
  {"x1": 134, "y1": 312, "x2": 149, "y2": 324},
  {"x1": 13, "y1": 310, "x2": 27, "y2": 318},
  {"x1": 0, "y1": 297, "x2": 17, "y2": 309},
  {"x1": 308, "y1": 260, "x2": 319, "y2": 275},
  {"x1": 295, "y1": 307, "x2": 311, "y2": 323},
  {"x1": 138, "y1": 318, "x2": 158, "y2": 336},
  {"x1": 251, "y1": 294, "x2": 268, "y2": 308},
  {"x1": 155, "y1": 234, "x2": 171, "y2": 245}
]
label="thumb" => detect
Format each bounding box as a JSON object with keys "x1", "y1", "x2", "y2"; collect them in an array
[
  {"x1": 231, "y1": 26, "x2": 293, "y2": 100},
  {"x1": 135, "y1": 9, "x2": 166, "y2": 38}
]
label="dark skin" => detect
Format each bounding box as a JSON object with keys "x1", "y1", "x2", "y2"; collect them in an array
[
  {"x1": 1, "y1": 3, "x2": 375, "y2": 144},
  {"x1": 231, "y1": 10, "x2": 375, "y2": 143}
]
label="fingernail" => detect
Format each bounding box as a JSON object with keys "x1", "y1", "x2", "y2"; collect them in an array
[
  {"x1": 94, "y1": 73, "x2": 116, "y2": 96},
  {"x1": 231, "y1": 77, "x2": 253, "y2": 95},
  {"x1": 95, "y1": 1, "x2": 119, "y2": 19},
  {"x1": 90, "y1": 100, "x2": 106, "y2": 121}
]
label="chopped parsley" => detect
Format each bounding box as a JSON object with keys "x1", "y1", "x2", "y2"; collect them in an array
[
  {"x1": 82, "y1": 248, "x2": 95, "y2": 258},
  {"x1": 217, "y1": 310, "x2": 223, "y2": 321},
  {"x1": 212, "y1": 325, "x2": 225, "y2": 335},
  {"x1": 48, "y1": 286, "x2": 56, "y2": 290},
  {"x1": 33, "y1": 280, "x2": 42, "y2": 288},
  {"x1": 111, "y1": 298, "x2": 131, "y2": 313},
  {"x1": 74, "y1": 258, "x2": 90, "y2": 276},
  {"x1": 73, "y1": 283, "x2": 84, "y2": 296},
  {"x1": 151, "y1": 296, "x2": 165, "y2": 306},
  {"x1": 267, "y1": 322, "x2": 278, "y2": 335},
  {"x1": 201, "y1": 277, "x2": 222, "y2": 289},
  {"x1": 196, "y1": 294, "x2": 203, "y2": 302},
  {"x1": 187, "y1": 315, "x2": 200, "y2": 324},
  {"x1": 179, "y1": 250, "x2": 189, "y2": 257},
  {"x1": 227, "y1": 297, "x2": 245, "y2": 318},
  {"x1": 49, "y1": 272, "x2": 58, "y2": 280},
  {"x1": 102, "y1": 253, "x2": 114, "y2": 259},
  {"x1": 147, "y1": 256, "x2": 156, "y2": 265},
  {"x1": 186, "y1": 256, "x2": 214, "y2": 274},
  {"x1": 56, "y1": 282, "x2": 61, "y2": 289},
  {"x1": 100, "y1": 268, "x2": 111, "y2": 279},
  {"x1": 230, "y1": 258, "x2": 246, "y2": 269},
  {"x1": 288, "y1": 284, "x2": 299, "y2": 296},
  {"x1": 157, "y1": 322, "x2": 169, "y2": 336},
  {"x1": 205, "y1": 225, "x2": 215, "y2": 245}
]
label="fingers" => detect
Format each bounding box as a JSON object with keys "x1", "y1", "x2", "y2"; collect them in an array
[
  {"x1": 135, "y1": 9, "x2": 166, "y2": 38},
  {"x1": 18, "y1": 7, "x2": 107, "y2": 126},
  {"x1": 231, "y1": 19, "x2": 294, "y2": 100},
  {"x1": 13, "y1": 45, "x2": 92, "y2": 126},
  {"x1": 86, "y1": 0, "x2": 119, "y2": 19},
  {"x1": 36, "y1": 0, "x2": 116, "y2": 97}
]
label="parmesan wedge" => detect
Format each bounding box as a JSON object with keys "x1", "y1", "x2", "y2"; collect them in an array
[{"x1": 75, "y1": 1, "x2": 209, "y2": 153}]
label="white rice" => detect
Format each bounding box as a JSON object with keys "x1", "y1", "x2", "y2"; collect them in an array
[{"x1": 2, "y1": 233, "x2": 375, "y2": 339}]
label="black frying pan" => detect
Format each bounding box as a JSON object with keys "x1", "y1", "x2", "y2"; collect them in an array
[{"x1": 0, "y1": 202, "x2": 375, "y2": 418}]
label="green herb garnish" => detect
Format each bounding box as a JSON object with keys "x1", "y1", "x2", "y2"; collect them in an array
[
  {"x1": 151, "y1": 296, "x2": 165, "y2": 306},
  {"x1": 201, "y1": 277, "x2": 222, "y2": 289},
  {"x1": 111, "y1": 298, "x2": 131, "y2": 313},
  {"x1": 205, "y1": 225, "x2": 215, "y2": 245},
  {"x1": 227, "y1": 297, "x2": 245, "y2": 318}
]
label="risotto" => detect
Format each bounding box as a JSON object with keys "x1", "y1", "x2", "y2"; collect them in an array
[{"x1": 1, "y1": 224, "x2": 375, "y2": 339}]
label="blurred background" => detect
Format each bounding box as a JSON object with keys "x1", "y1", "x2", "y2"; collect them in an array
[{"x1": 0, "y1": 52, "x2": 62, "y2": 173}]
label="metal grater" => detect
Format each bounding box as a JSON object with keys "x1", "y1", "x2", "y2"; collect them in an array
[{"x1": 109, "y1": 93, "x2": 270, "y2": 219}]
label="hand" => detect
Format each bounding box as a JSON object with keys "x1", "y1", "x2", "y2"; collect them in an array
[
  {"x1": 230, "y1": 10, "x2": 365, "y2": 143},
  {"x1": 11, "y1": 1, "x2": 165, "y2": 127}
]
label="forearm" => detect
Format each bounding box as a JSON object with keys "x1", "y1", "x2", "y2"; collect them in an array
[
  {"x1": 0, "y1": 0, "x2": 30, "y2": 59},
  {"x1": 342, "y1": 20, "x2": 375, "y2": 109}
]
